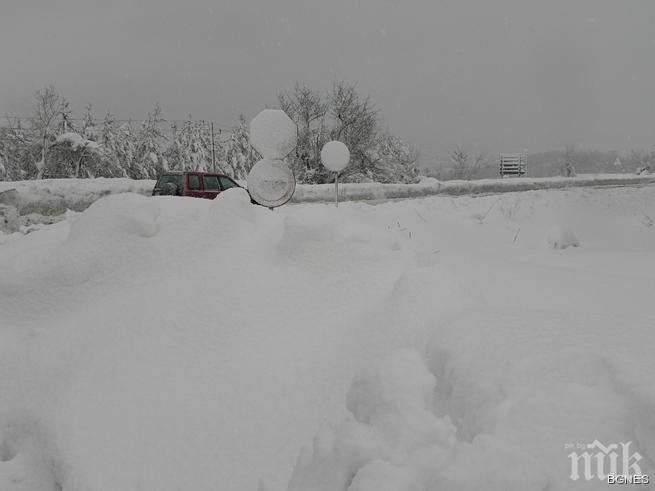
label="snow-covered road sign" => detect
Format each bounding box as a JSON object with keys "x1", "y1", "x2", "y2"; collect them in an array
[
  {"x1": 321, "y1": 140, "x2": 350, "y2": 207},
  {"x1": 249, "y1": 109, "x2": 297, "y2": 160},
  {"x1": 321, "y1": 141, "x2": 350, "y2": 172},
  {"x1": 247, "y1": 158, "x2": 296, "y2": 208},
  {"x1": 247, "y1": 110, "x2": 297, "y2": 208}
]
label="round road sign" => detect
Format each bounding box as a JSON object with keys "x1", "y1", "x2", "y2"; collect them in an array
[
  {"x1": 320, "y1": 141, "x2": 350, "y2": 172},
  {"x1": 247, "y1": 158, "x2": 296, "y2": 208}
]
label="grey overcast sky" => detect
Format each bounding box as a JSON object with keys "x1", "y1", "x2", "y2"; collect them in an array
[{"x1": 1, "y1": 0, "x2": 654, "y2": 163}]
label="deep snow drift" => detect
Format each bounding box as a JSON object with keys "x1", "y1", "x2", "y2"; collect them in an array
[{"x1": 1, "y1": 185, "x2": 654, "y2": 490}]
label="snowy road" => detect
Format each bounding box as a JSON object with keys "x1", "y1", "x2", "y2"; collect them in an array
[
  {"x1": 2, "y1": 174, "x2": 655, "y2": 224},
  {"x1": 1, "y1": 185, "x2": 654, "y2": 490}
]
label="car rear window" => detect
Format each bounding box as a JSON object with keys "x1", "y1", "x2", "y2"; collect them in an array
[
  {"x1": 219, "y1": 176, "x2": 239, "y2": 190},
  {"x1": 156, "y1": 174, "x2": 183, "y2": 189},
  {"x1": 203, "y1": 175, "x2": 220, "y2": 191}
]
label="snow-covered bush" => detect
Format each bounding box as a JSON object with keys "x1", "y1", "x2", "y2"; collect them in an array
[
  {"x1": 0, "y1": 188, "x2": 19, "y2": 232},
  {"x1": 546, "y1": 225, "x2": 580, "y2": 249},
  {"x1": 0, "y1": 204, "x2": 19, "y2": 233},
  {"x1": 367, "y1": 133, "x2": 419, "y2": 184}
]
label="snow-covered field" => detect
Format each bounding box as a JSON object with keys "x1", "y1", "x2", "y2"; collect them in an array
[{"x1": 1, "y1": 184, "x2": 654, "y2": 490}]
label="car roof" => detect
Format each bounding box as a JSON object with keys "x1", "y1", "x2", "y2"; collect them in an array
[{"x1": 159, "y1": 171, "x2": 233, "y2": 177}]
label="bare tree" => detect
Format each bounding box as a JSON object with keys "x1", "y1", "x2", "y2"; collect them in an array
[
  {"x1": 278, "y1": 81, "x2": 379, "y2": 182},
  {"x1": 450, "y1": 145, "x2": 486, "y2": 180},
  {"x1": 561, "y1": 146, "x2": 577, "y2": 177},
  {"x1": 32, "y1": 85, "x2": 62, "y2": 134},
  {"x1": 278, "y1": 83, "x2": 328, "y2": 179},
  {"x1": 278, "y1": 83, "x2": 327, "y2": 131},
  {"x1": 31, "y1": 85, "x2": 66, "y2": 178},
  {"x1": 329, "y1": 81, "x2": 377, "y2": 154}
]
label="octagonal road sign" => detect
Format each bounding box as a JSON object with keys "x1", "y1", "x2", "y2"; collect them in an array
[
  {"x1": 249, "y1": 109, "x2": 297, "y2": 160},
  {"x1": 247, "y1": 158, "x2": 296, "y2": 208},
  {"x1": 320, "y1": 141, "x2": 350, "y2": 172}
]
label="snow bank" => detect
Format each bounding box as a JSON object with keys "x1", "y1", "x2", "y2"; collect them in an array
[
  {"x1": 0, "y1": 178, "x2": 155, "y2": 217},
  {"x1": 0, "y1": 190, "x2": 412, "y2": 490},
  {"x1": 2, "y1": 174, "x2": 654, "y2": 224},
  {"x1": 1, "y1": 184, "x2": 654, "y2": 490},
  {"x1": 292, "y1": 174, "x2": 655, "y2": 203}
]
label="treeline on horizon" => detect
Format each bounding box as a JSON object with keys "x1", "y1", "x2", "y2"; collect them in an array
[
  {"x1": 424, "y1": 146, "x2": 655, "y2": 181},
  {"x1": 0, "y1": 82, "x2": 420, "y2": 184}
]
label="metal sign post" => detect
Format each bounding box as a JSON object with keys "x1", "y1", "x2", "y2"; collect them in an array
[{"x1": 335, "y1": 172, "x2": 339, "y2": 207}]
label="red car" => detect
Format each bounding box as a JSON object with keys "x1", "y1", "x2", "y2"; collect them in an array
[{"x1": 152, "y1": 171, "x2": 242, "y2": 199}]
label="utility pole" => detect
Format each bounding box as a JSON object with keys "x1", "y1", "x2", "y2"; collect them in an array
[
  {"x1": 211, "y1": 122, "x2": 216, "y2": 172},
  {"x1": 41, "y1": 130, "x2": 46, "y2": 179}
]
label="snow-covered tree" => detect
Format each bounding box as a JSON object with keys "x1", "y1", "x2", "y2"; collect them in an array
[
  {"x1": 57, "y1": 97, "x2": 75, "y2": 135},
  {"x1": 81, "y1": 104, "x2": 100, "y2": 142},
  {"x1": 0, "y1": 151, "x2": 6, "y2": 180},
  {"x1": 167, "y1": 117, "x2": 212, "y2": 172},
  {"x1": 100, "y1": 113, "x2": 120, "y2": 171},
  {"x1": 210, "y1": 128, "x2": 228, "y2": 174},
  {"x1": 279, "y1": 83, "x2": 328, "y2": 183},
  {"x1": 164, "y1": 122, "x2": 182, "y2": 171},
  {"x1": 101, "y1": 114, "x2": 137, "y2": 178},
  {"x1": 51, "y1": 132, "x2": 104, "y2": 178},
  {"x1": 224, "y1": 115, "x2": 253, "y2": 180},
  {"x1": 0, "y1": 122, "x2": 32, "y2": 180},
  {"x1": 134, "y1": 104, "x2": 167, "y2": 179}
]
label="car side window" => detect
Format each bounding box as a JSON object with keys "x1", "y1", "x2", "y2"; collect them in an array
[
  {"x1": 219, "y1": 176, "x2": 239, "y2": 190},
  {"x1": 203, "y1": 175, "x2": 220, "y2": 191},
  {"x1": 188, "y1": 175, "x2": 201, "y2": 190},
  {"x1": 157, "y1": 174, "x2": 182, "y2": 190}
]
